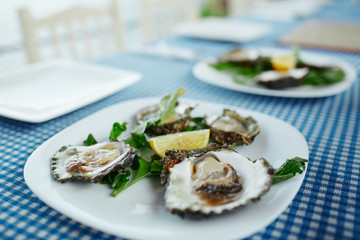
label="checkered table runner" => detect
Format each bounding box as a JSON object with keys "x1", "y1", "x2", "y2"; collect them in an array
[{"x1": 1, "y1": 1, "x2": 359, "y2": 239}]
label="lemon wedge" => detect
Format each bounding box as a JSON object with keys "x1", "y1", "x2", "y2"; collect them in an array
[
  {"x1": 149, "y1": 129, "x2": 210, "y2": 158},
  {"x1": 271, "y1": 54, "x2": 296, "y2": 72}
]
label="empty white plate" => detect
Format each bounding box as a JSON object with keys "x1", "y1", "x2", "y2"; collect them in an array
[
  {"x1": 0, "y1": 59, "x2": 141, "y2": 122},
  {"x1": 175, "y1": 17, "x2": 272, "y2": 42}
]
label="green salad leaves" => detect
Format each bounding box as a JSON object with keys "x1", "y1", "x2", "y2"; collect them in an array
[
  {"x1": 78, "y1": 89, "x2": 308, "y2": 197},
  {"x1": 109, "y1": 122, "x2": 127, "y2": 140},
  {"x1": 301, "y1": 68, "x2": 345, "y2": 86},
  {"x1": 83, "y1": 133, "x2": 97, "y2": 146},
  {"x1": 272, "y1": 157, "x2": 308, "y2": 185},
  {"x1": 102, "y1": 156, "x2": 163, "y2": 197},
  {"x1": 210, "y1": 49, "x2": 345, "y2": 87}
]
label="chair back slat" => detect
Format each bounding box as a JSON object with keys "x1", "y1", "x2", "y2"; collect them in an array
[
  {"x1": 140, "y1": 0, "x2": 199, "y2": 42},
  {"x1": 81, "y1": 19, "x2": 92, "y2": 59},
  {"x1": 49, "y1": 24, "x2": 62, "y2": 58},
  {"x1": 65, "y1": 21, "x2": 78, "y2": 60},
  {"x1": 18, "y1": 0, "x2": 124, "y2": 63}
]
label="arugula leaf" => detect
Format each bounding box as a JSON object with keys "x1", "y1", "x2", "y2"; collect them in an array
[
  {"x1": 111, "y1": 168, "x2": 131, "y2": 189},
  {"x1": 301, "y1": 68, "x2": 345, "y2": 86},
  {"x1": 272, "y1": 157, "x2": 308, "y2": 184},
  {"x1": 109, "y1": 122, "x2": 127, "y2": 140},
  {"x1": 210, "y1": 59, "x2": 272, "y2": 78},
  {"x1": 131, "y1": 88, "x2": 185, "y2": 134},
  {"x1": 130, "y1": 156, "x2": 140, "y2": 170},
  {"x1": 158, "y1": 88, "x2": 185, "y2": 125},
  {"x1": 211, "y1": 62, "x2": 261, "y2": 77},
  {"x1": 150, "y1": 159, "x2": 163, "y2": 173},
  {"x1": 125, "y1": 133, "x2": 150, "y2": 149},
  {"x1": 83, "y1": 134, "x2": 97, "y2": 146},
  {"x1": 112, "y1": 158, "x2": 162, "y2": 197},
  {"x1": 183, "y1": 117, "x2": 206, "y2": 131}
]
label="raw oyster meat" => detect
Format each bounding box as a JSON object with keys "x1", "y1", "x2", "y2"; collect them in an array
[
  {"x1": 255, "y1": 68, "x2": 309, "y2": 89},
  {"x1": 136, "y1": 102, "x2": 193, "y2": 135},
  {"x1": 51, "y1": 140, "x2": 136, "y2": 183},
  {"x1": 205, "y1": 109, "x2": 260, "y2": 145},
  {"x1": 160, "y1": 144, "x2": 274, "y2": 217}
]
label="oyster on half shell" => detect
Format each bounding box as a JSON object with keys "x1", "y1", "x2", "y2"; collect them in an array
[
  {"x1": 205, "y1": 109, "x2": 260, "y2": 145},
  {"x1": 255, "y1": 68, "x2": 309, "y2": 89},
  {"x1": 136, "y1": 102, "x2": 193, "y2": 136},
  {"x1": 160, "y1": 144, "x2": 274, "y2": 217},
  {"x1": 51, "y1": 140, "x2": 136, "y2": 183}
]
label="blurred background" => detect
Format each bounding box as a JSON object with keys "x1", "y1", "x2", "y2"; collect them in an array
[{"x1": 0, "y1": 0, "x2": 337, "y2": 71}]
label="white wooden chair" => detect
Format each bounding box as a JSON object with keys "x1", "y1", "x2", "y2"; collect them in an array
[
  {"x1": 228, "y1": 0, "x2": 268, "y2": 15},
  {"x1": 18, "y1": 0, "x2": 124, "y2": 63},
  {"x1": 140, "y1": 0, "x2": 199, "y2": 42}
]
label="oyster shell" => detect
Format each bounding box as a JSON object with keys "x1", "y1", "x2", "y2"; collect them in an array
[
  {"x1": 51, "y1": 140, "x2": 136, "y2": 183},
  {"x1": 220, "y1": 48, "x2": 259, "y2": 63},
  {"x1": 255, "y1": 68, "x2": 309, "y2": 89},
  {"x1": 205, "y1": 109, "x2": 260, "y2": 145},
  {"x1": 161, "y1": 144, "x2": 274, "y2": 217},
  {"x1": 136, "y1": 102, "x2": 193, "y2": 135},
  {"x1": 219, "y1": 48, "x2": 271, "y2": 69}
]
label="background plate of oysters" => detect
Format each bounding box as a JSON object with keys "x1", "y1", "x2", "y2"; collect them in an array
[
  {"x1": 193, "y1": 47, "x2": 357, "y2": 98},
  {"x1": 24, "y1": 98, "x2": 309, "y2": 240}
]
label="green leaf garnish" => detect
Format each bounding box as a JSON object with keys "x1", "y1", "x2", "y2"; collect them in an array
[
  {"x1": 83, "y1": 134, "x2": 97, "y2": 146},
  {"x1": 109, "y1": 122, "x2": 127, "y2": 140},
  {"x1": 111, "y1": 158, "x2": 163, "y2": 197},
  {"x1": 272, "y1": 157, "x2": 308, "y2": 184},
  {"x1": 301, "y1": 68, "x2": 345, "y2": 86},
  {"x1": 183, "y1": 117, "x2": 207, "y2": 131},
  {"x1": 125, "y1": 133, "x2": 150, "y2": 149},
  {"x1": 158, "y1": 88, "x2": 185, "y2": 125},
  {"x1": 131, "y1": 88, "x2": 185, "y2": 134}
]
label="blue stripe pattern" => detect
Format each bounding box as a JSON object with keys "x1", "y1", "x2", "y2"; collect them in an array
[{"x1": 1, "y1": 1, "x2": 360, "y2": 239}]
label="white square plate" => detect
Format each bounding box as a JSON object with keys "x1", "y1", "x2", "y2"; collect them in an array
[
  {"x1": 175, "y1": 17, "x2": 272, "y2": 42},
  {"x1": 24, "y1": 98, "x2": 308, "y2": 240},
  {"x1": 0, "y1": 59, "x2": 141, "y2": 122}
]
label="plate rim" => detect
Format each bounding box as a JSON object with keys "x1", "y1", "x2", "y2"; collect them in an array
[
  {"x1": 193, "y1": 47, "x2": 357, "y2": 98},
  {"x1": 175, "y1": 17, "x2": 272, "y2": 42},
  {"x1": 0, "y1": 59, "x2": 141, "y2": 123},
  {"x1": 24, "y1": 97, "x2": 309, "y2": 240}
]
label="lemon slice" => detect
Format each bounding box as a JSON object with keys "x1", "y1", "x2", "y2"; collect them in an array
[
  {"x1": 149, "y1": 129, "x2": 210, "y2": 158},
  {"x1": 271, "y1": 54, "x2": 296, "y2": 72}
]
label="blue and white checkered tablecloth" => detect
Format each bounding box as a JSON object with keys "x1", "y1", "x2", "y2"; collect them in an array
[{"x1": 1, "y1": 1, "x2": 359, "y2": 239}]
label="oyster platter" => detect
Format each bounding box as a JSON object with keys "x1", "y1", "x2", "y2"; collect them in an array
[
  {"x1": 25, "y1": 89, "x2": 309, "y2": 240},
  {"x1": 193, "y1": 47, "x2": 356, "y2": 98}
]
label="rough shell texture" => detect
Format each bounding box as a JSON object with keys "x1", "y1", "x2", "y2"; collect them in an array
[
  {"x1": 220, "y1": 48, "x2": 259, "y2": 63},
  {"x1": 51, "y1": 140, "x2": 136, "y2": 183},
  {"x1": 206, "y1": 109, "x2": 260, "y2": 145},
  {"x1": 255, "y1": 68, "x2": 309, "y2": 89},
  {"x1": 160, "y1": 144, "x2": 275, "y2": 217},
  {"x1": 219, "y1": 48, "x2": 272, "y2": 70},
  {"x1": 136, "y1": 103, "x2": 192, "y2": 136}
]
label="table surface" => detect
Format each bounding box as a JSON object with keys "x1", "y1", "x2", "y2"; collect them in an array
[{"x1": 1, "y1": 1, "x2": 359, "y2": 240}]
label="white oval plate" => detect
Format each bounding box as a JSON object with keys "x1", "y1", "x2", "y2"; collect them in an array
[
  {"x1": 193, "y1": 48, "x2": 357, "y2": 98},
  {"x1": 24, "y1": 98, "x2": 309, "y2": 240}
]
